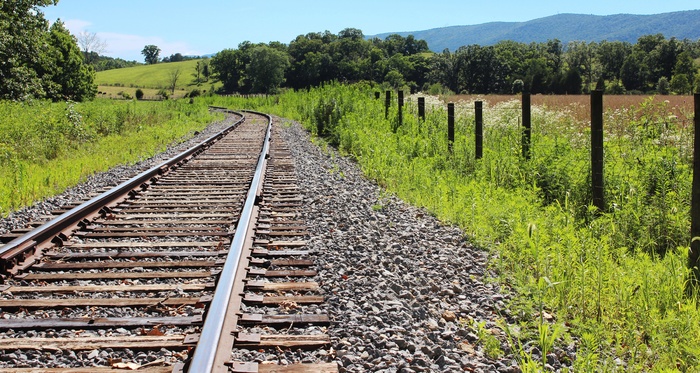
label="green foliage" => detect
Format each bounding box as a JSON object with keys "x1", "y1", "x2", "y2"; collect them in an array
[
  {"x1": 210, "y1": 49, "x2": 243, "y2": 93},
  {"x1": 512, "y1": 79, "x2": 524, "y2": 94},
  {"x1": 0, "y1": 99, "x2": 217, "y2": 215},
  {"x1": 246, "y1": 45, "x2": 290, "y2": 94},
  {"x1": 156, "y1": 89, "x2": 169, "y2": 100},
  {"x1": 657, "y1": 77, "x2": 670, "y2": 94},
  {"x1": 206, "y1": 83, "x2": 700, "y2": 370},
  {"x1": 45, "y1": 21, "x2": 97, "y2": 101},
  {"x1": 0, "y1": 1, "x2": 95, "y2": 101},
  {"x1": 141, "y1": 45, "x2": 160, "y2": 65},
  {"x1": 670, "y1": 74, "x2": 692, "y2": 95}
]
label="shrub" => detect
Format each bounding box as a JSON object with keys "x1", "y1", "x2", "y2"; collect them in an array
[
  {"x1": 135, "y1": 89, "x2": 144, "y2": 100},
  {"x1": 512, "y1": 79, "x2": 524, "y2": 94},
  {"x1": 189, "y1": 89, "x2": 201, "y2": 98},
  {"x1": 657, "y1": 77, "x2": 670, "y2": 95},
  {"x1": 156, "y1": 89, "x2": 169, "y2": 100}
]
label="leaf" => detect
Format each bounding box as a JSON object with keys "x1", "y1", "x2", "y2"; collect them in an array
[{"x1": 112, "y1": 362, "x2": 141, "y2": 370}]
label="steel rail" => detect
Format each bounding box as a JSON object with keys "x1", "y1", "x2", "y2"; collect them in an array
[
  {"x1": 0, "y1": 109, "x2": 245, "y2": 274},
  {"x1": 188, "y1": 110, "x2": 272, "y2": 372}
]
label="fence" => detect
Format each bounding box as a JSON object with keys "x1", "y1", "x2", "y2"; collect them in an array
[{"x1": 378, "y1": 90, "x2": 700, "y2": 258}]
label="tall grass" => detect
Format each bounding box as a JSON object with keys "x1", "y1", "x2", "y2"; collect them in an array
[
  {"x1": 207, "y1": 84, "x2": 700, "y2": 371},
  {"x1": 0, "y1": 99, "x2": 218, "y2": 216}
]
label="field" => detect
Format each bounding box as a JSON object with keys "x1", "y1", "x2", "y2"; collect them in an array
[
  {"x1": 442, "y1": 94, "x2": 695, "y2": 123},
  {"x1": 96, "y1": 59, "x2": 220, "y2": 99},
  {"x1": 204, "y1": 85, "x2": 700, "y2": 372}
]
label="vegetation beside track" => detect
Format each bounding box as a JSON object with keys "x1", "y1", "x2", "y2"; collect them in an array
[
  {"x1": 206, "y1": 84, "x2": 700, "y2": 372},
  {"x1": 0, "y1": 99, "x2": 219, "y2": 216}
]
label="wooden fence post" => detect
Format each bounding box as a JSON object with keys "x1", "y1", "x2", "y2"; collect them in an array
[
  {"x1": 418, "y1": 97, "x2": 425, "y2": 121},
  {"x1": 522, "y1": 93, "x2": 531, "y2": 159},
  {"x1": 385, "y1": 91, "x2": 391, "y2": 119},
  {"x1": 448, "y1": 103, "x2": 455, "y2": 153},
  {"x1": 475, "y1": 101, "x2": 483, "y2": 159},
  {"x1": 591, "y1": 90, "x2": 604, "y2": 212},
  {"x1": 397, "y1": 90, "x2": 404, "y2": 129},
  {"x1": 689, "y1": 93, "x2": 700, "y2": 287}
]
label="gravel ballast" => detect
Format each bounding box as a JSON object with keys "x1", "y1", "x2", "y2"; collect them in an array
[
  {"x1": 0, "y1": 113, "x2": 559, "y2": 372},
  {"x1": 276, "y1": 118, "x2": 524, "y2": 372}
]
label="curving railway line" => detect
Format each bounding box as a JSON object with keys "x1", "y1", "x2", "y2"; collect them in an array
[{"x1": 0, "y1": 110, "x2": 337, "y2": 372}]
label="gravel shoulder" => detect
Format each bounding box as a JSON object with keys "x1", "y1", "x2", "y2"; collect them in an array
[{"x1": 276, "y1": 117, "x2": 518, "y2": 372}]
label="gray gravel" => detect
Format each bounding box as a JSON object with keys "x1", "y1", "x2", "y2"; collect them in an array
[
  {"x1": 0, "y1": 112, "x2": 573, "y2": 371},
  {"x1": 275, "y1": 118, "x2": 527, "y2": 372}
]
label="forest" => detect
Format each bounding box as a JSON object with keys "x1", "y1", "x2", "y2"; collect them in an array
[{"x1": 212, "y1": 28, "x2": 700, "y2": 96}]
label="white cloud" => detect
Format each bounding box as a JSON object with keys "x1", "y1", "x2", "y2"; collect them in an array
[
  {"x1": 62, "y1": 19, "x2": 92, "y2": 32},
  {"x1": 99, "y1": 32, "x2": 203, "y2": 61},
  {"x1": 58, "y1": 18, "x2": 202, "y2": 61}
]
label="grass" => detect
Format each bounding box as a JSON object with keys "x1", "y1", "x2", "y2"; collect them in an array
[
  {"x1": 203, "y1": 85, "x2": 700, "y2": 371},
  {"x1": 0, "y1": 98, "x2": 219, "y2": 216},
  {"x1": 96, "y1": 60, "x2": 220, "y2": 93}
]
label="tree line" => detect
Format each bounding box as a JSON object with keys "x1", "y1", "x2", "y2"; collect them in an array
[{"x1": 211, "y1": 28, "x2": 700, "y2": 95}]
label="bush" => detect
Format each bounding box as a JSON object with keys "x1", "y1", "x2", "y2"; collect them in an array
[
  {"x1": 156, "y1": 89, "x2": 169, "y2": 100},
  {"x1": 188, "y1": 89, "x2": 201, "y2": 98},
  {"x1": 135, "y1": 89, "x2": 144, "y2": 100},
  {"x1": 512, "y1": 79, "x2": 524, "y2": 94},
  {"x1": 657, "y1": 77, "x2": 670, "y2": 95}
]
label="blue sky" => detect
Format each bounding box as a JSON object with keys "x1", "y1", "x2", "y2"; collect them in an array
[{"x1": 42, "y1": 0, "x2": 700, "y2": 62}]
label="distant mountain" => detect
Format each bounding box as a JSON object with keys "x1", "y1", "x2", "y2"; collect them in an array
[{"x1": 369, "y1": 10, "x2": 700, "y2": 51}]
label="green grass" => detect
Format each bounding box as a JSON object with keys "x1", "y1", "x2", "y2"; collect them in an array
[
  {"x1": 204, "y1": 84, "x2": 700, "y2": 371},
  {"x1": 96, "y1": 60, "x2": 219, "y2": 92},
  {"x1": 0, "y1": 99, "x2": 220, "y2": 216}
]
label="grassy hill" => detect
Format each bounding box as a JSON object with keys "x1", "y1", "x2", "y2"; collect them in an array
[
  {"x1": 370, "y1": 9, "x2": 700, "y2": 51},
  {"x1": 96, "y1": 60, "x2": 219, "y2": 99}
]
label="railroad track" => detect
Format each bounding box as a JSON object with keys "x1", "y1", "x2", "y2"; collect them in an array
[{"x1": 0, "y1": 110, "x2": 338, "y2": 372}]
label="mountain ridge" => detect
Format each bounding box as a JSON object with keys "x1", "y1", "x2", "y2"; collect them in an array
[{"x1": 369, "y1": 10, "x2": 700, "y2": 51}]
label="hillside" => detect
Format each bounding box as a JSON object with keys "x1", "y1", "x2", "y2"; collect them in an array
[
  {"x1": 95, "y1": 59, "x2": 218, "y2": 99},
  {"x1": 370, "y1": 10, "x2": 700, "y2": 51},
  {"x1": 96, "y1": 59, "x2": 202, "y2": 90}
]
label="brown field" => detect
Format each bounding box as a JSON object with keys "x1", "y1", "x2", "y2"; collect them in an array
[{"x1": 443, "y1": 94, "x2": 695, "y2": 123}]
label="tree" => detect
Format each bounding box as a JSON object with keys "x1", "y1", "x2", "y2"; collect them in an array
[
  {"x1": 621, "y1": 51, "x2": 649, "y2": 91},
  {"x1": 211, "y1": 48, "x2": 243, "y2": 93},
  {"x1": 77, "y1": 31, "x2": 107, "y2": 65},
  {"x1": 384, "y1": 70, "x2": 404, "y2": 89},
  {"x1": 167, "y1": 68, "x2": 181, "y2": 95},
  {"x1": 245, "y1": 45, "x2": 290, "y2": 93},
  {"x1": 597, "y1": 41, "x2": 632, "y2": 81},
  {"x1": 566, "y1": 41, "x2": 598, "y2": 91},
  {"x1": 142, "y1": 45, "x2": 160, "y2": 64},
  {"x1": 673, "y1": 51, "x2": 696, "y2": 83},
  {"x1": 0, "y1": 0, "x2": 57, "y2": 100},
  {"x1": 45, "y1": 21, "x2": 96, "y2": 101},
  {"x1": 670, "y1": 74, "x2": 691, "y2": 95},
  {"x1": 193, "y1": 61, "x2": 202, "y2": 85},
  {"x1": 201, "y1": 59, "x2": 211, "y2": 82},
  {"x1": 657, "y1": 77, "x2": 670, "y2": 94}
]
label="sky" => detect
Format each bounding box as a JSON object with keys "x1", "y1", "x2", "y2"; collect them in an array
[{"x1": 41, "y1": 0, "x2": 700, "y2": 62}]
